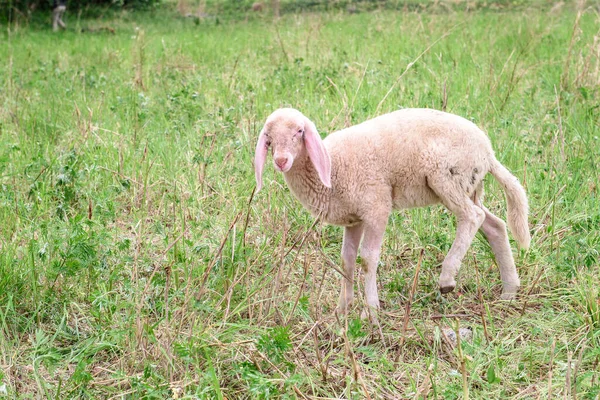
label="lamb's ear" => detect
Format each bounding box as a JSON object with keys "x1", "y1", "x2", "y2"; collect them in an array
[
  {"x1": 254, "y1": 129, "x2": 269, "y2": 192},
  {"x1": 303, "y1": 117, "x2": 332, "y2": 188}
]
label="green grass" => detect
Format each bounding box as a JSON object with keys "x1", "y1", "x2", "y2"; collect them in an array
[{"x1": 1, "y1": 3, "x2": 600, "y2": 398}]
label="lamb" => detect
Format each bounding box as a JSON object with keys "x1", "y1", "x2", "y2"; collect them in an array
[{"x1": 254, "y1": 107, "x2": 530, "y2": 319}]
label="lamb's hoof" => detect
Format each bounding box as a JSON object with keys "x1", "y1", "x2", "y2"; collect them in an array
[
  {"x1": 500, "y1": 291, "x2": 517, "y2": 301},
  {"x1": 439, "y1": 285, "x2": 455, "y2": 294},
  {"x1": 360, "y1": 308, "x2": 379, "y2": 325},
  {"x1": 500, "y1": 283, "x2": 519, "y2": 300},
  {"x1": 335, "y1": 305, "x2": 349, "y2": 317},
  {"x1": 439, "y1": 276, "x2": 456, "y2": 295}
]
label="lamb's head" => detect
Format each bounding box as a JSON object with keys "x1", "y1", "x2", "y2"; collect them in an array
[{"x1": 254, "y1": 108, "x2": 331, "y2": 192}]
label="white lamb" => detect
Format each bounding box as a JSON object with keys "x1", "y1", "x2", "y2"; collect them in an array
[{"x1": 254, "y1": 108, "x2": 530, "y2": 318}]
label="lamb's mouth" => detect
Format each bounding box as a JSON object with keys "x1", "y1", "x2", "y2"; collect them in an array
[{"x1": 274, "y1": 163, "x2": 292, "y2": 173}]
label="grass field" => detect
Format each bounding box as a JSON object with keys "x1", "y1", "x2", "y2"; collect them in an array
[{"x1": 1, "y1": 2, "x2": 600, "y2": 398}]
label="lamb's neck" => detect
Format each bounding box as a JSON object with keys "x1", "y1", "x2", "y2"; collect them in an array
[{"x1": 283, "y1": 152, "x2": 331, "y2": 218}]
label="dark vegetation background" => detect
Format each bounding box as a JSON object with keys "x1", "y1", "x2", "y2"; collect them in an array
[{"x1": 0, "y1": 0, "x2": 573, "y2": 23}]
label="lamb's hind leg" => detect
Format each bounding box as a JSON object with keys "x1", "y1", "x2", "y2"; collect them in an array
[
  {"x1": 438, "y1": 201, "x2": 485, "y2": 293},
  {"x1": 336, "y1": 224, "x2": 364, "y2": 315},
  {"x1": 429, "y1": 176, "x2": 486, "y2": 293},
  {"x1": 477, "y1": 204, "x2": 520, "y2": 300}
]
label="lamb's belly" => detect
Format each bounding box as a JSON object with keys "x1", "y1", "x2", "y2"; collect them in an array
[
  {"x1": 327, "y1": 214, "x2": 362, "y2": 227},
  {"x1": 392, "y1": 185, "x2": 440, "y2": 209},
  {"x1": 297, "y1": 200, "x2": 358, "y2": 227}
]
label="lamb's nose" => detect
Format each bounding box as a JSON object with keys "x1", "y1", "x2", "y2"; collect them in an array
[{"x1": 275, "y1": 156, "x2": 288, "y2": 168}]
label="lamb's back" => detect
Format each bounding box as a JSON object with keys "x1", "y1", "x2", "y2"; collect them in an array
[{"x1": 324, "y1": 109, "x2": 494, "y2": 182}]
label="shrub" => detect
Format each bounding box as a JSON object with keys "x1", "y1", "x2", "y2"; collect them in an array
[{"x1": 2, "y1": 0, "x2": 162, "y2": 20}]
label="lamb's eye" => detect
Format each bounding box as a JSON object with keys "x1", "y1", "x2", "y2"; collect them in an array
[{"x1": 297, "y1": 129, "x2": 304, "y2": 136}]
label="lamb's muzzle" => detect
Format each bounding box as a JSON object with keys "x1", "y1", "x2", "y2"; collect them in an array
[{"x1": 254, "y1": 107, "x2": 530, "y2": 320}]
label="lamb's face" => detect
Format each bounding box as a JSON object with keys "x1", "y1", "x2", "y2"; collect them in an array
[
  {"x1": 254, "y1": 108, "x2": 331, "y2": 192},
  {"x1": 262, "y1": 109, "x2": 307, "y2": 173}
]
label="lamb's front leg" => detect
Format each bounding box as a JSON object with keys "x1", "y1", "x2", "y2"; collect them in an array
[
  {"x1": 359, "y1": 218, "x2": 388, "y2": 322},
  {"x1": 336, "y1": 224, "x2": 364, "y2": 315}
]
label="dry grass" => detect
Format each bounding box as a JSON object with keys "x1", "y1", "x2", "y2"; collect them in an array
[{"x1": 1, "y1": 2, "x2": 600, "y2": 398}]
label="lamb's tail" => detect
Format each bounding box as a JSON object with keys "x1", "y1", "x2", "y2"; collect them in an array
[{"x1": 489, "y1": 159, "x2": 531, "y2": 249}]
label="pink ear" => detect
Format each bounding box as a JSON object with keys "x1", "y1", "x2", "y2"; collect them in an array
[
  {"x1": 303, "y1": 117, "x2": 332, "y2": 188},
  {"x1": 254, "y1": 129, "x2": 268, "y2": 192}
]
